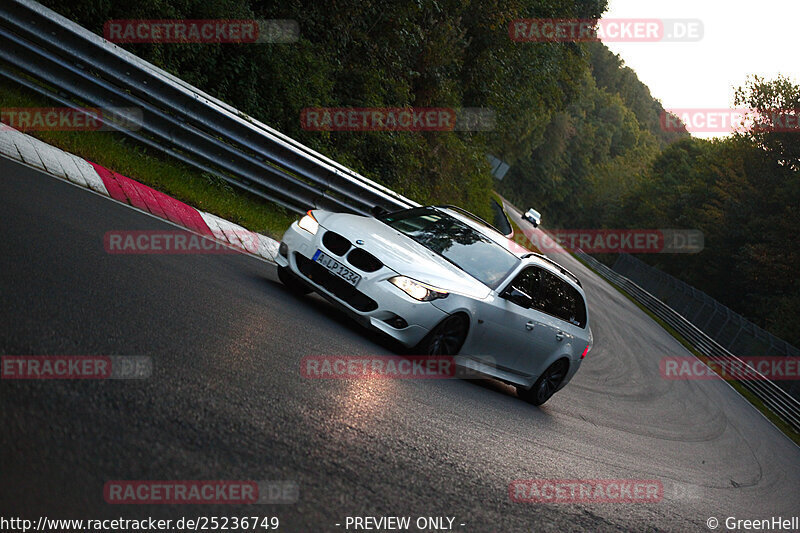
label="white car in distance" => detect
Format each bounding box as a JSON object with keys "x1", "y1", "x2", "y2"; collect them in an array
[{"x1": 523, "y1": 208, "x2": 542, "y2": 227}]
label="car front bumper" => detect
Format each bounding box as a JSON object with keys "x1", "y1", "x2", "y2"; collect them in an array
[{"x1": 276, "y1": 222, "x2": 449, "y2": 347}]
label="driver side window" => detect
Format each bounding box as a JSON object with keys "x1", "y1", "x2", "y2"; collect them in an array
[{"x1": 508, "y1": 267, "x2": 541, "y2": 307}]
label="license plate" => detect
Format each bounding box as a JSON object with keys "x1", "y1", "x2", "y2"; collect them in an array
[{"x1": 313, "y1": 250, "x2": 362, "y2": 286}]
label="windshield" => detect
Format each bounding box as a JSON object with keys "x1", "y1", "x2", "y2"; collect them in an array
[{"x1": 381, "y1": 208, "x2": 519, "y2": 289}]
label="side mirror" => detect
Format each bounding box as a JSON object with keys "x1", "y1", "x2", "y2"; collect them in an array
[
  {"x1": 504, "y1": 286, "x2": 532, "y2": 308},
  {"x1": 370, "y1": 205, "x2": 388, "y2": 218}
]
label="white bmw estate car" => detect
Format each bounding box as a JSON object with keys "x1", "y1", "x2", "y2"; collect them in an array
[{"x1": 276, "y1": 205, "x2": 592, "y2": 405}]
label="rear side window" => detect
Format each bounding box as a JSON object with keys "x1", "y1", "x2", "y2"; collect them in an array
[
  {"x1": 506, "y1": 266, "x2": 587, "y2": 328},
  {"x1": 536, "y1": 270, "x2": 587, "y2": 328},
  {"x1": 509, "y1": 267, "x2": 541, "y2": 298}
]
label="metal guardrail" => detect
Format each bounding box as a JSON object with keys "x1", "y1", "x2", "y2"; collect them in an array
[
  {"x1": 575, "y1": 250, "x2": 800, "y2": 433},
  {"x1": 613, "y1": 253, "x2": 800, "y2": 361},
  {"x1": 0, "y1": 0, "x2": 419, "y2": 216}
]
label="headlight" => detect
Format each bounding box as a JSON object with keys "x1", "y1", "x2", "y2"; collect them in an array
[
  {"x1": 297, "y1": 210, "x2": 319, "y2": 235},
  {"x1": 389, "y1": 276, "x2": 449, "y2": 302}
]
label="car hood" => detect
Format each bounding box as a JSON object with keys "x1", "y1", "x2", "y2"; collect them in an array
[{"x1": 319, "y1": 212, "x2": 492, "y2": 299}]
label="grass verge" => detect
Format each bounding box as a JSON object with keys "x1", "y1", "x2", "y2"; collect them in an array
[
  {"x1": 572, "y1": 253, "x2": 800, "y2": 446},
  {"x1": 0, "y1": 79, "x2": 296, "y2": 240}
]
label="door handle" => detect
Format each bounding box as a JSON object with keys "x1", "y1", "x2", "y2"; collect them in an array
[
  {"x1": 525, "y1": 321, "x2": 535, "y2": 331},
  {"x1": 556, "y1": 331, "x2": 564, "y2": 341}
]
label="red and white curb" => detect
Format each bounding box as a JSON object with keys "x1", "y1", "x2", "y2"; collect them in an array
[{"x1": 0, "y1": 126, "x2": 280, "y2": 261}]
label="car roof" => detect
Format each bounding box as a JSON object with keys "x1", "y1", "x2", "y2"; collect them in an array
[{"x1": 521, "y1": 253, "x2": 583, "y2": 290}]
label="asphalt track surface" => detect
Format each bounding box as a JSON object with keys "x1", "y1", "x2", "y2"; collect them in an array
[{"x1": 1, "y1": 156, "x2": 799, "y2": 532}]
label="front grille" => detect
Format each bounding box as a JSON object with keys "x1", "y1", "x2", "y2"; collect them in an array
[
  {"x1": 295, "y1": 254, "x2": 378, "y2": 312},
  {"x1": 347, "y1": 248, "x2": 383, "y2": 272},
  {"x1": 322, "y1": 231, "x2": 351, "y2": 256}
]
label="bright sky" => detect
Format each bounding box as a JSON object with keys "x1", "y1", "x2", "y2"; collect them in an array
[{"x1": 602, "y1": 0, "x2": 799, "y2": 138}]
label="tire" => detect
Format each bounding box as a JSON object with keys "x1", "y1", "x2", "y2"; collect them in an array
[
  {"x1": 517, "y1": 359, "x2": 569, "y2": 406},
  {"x1": 416, "y1": 314, "x2": 469, "y2": 355},
  {"x1": 277, "y1": 266, "x2": 312, "y2": 295}
]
